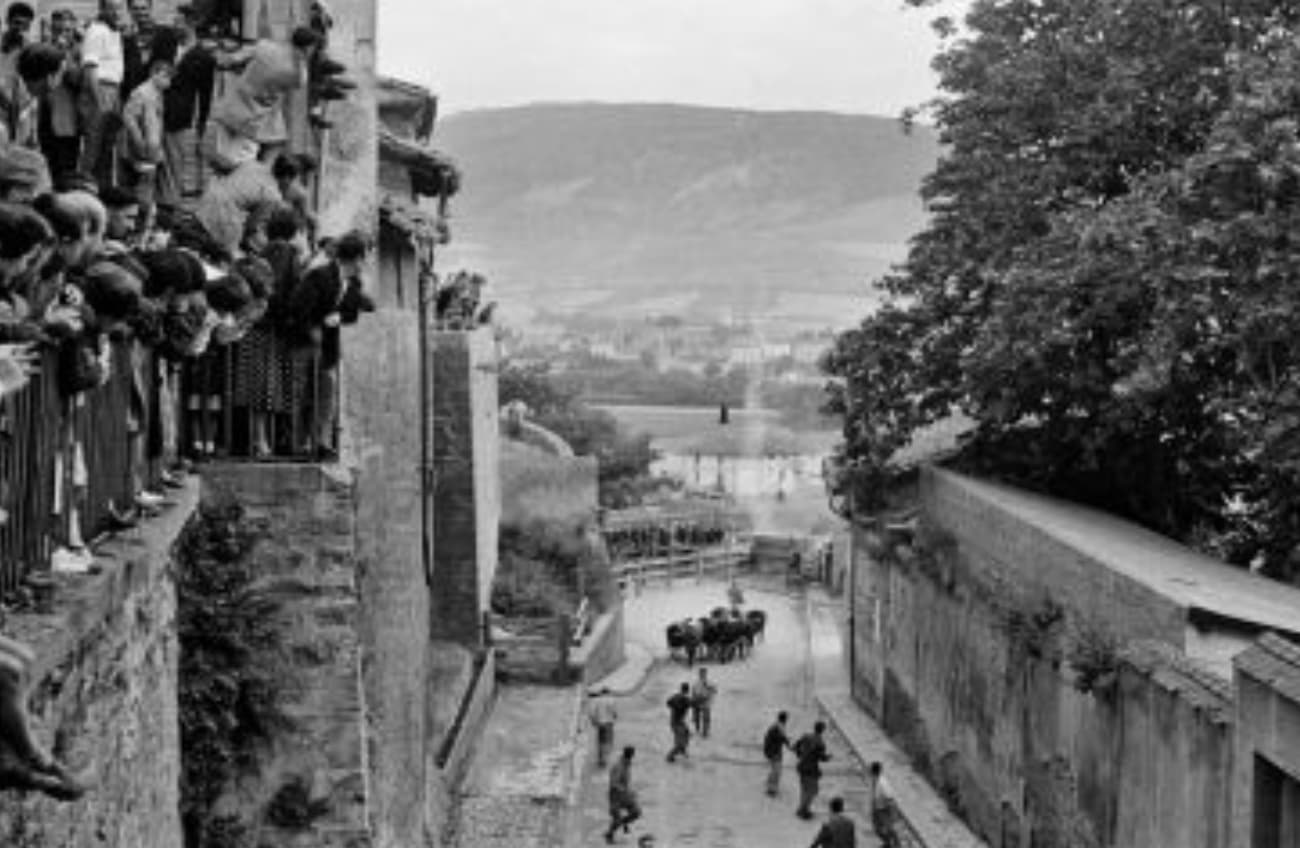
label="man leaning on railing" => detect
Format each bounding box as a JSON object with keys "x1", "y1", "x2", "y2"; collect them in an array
[{"x1": 283, "y1": 230, "x2": 373, "y2": 461}]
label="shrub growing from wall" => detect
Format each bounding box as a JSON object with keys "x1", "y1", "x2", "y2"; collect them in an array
[
  {"x1": 493, "y1": 518, "x2": 615, "y2": 617},
  {"x1": 176, "y1": 498, "x2": 298, "y2": 848}
]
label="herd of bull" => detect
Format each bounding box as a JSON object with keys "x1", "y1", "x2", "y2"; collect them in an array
[{"x1": 665, "y1": 606, "x2": 767, "y2": 664}]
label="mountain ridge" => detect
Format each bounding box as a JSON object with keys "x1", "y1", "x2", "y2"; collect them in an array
[{"x1": 433, "y1": 102, "x2": 939, "y2": 325}]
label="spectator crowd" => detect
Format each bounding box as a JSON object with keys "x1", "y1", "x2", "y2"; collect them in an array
[
  {"x1": 434, "y1": 268, "x2": 494, "y2": 330},
  {"x1": 0, "y1": 0, "x2": 372, "y2": 585}
]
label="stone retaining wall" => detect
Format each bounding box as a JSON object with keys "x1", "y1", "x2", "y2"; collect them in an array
[
  {"x1": 200, "y1": 464, "x2": 370, "y2": 848},
  {"x1": 850, "y1": 468, "x2": 1243, "y2": 848},
  {"x1": 493, "y1": 616, "x2": 570, "y2": 684},
  {"x1": 432, "y1": 329, "x2": 501, "y2": 648},
  {"x1": 572, "y1": 606, "x2": 627, "y2": 686},
  {"x1": 0, "y1": 484, "x2": 196, "y2": 848}
]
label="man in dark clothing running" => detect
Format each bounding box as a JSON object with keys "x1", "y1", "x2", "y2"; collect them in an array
[
  {"x1": 666, "y1": 682, "x2": 692, "y2": 763},
  {"x1": 794, "y1": 721, "x2": 831, "y2": 819},
  {"x1": 606, "y1": 746, "x2": 642, "y2": 844},
  {"x1": 810, "y1": 796, "x2": 856, "y2": 848},
  {"x1": 763, "y1": 710, "x2": 792, "y2": 796}
]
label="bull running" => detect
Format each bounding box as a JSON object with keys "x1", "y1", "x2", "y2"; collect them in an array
[{"x1": 665, "y1": 605, "x2": 767, "y2": 665}]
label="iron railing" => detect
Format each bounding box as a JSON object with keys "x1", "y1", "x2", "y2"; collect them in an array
[
  {"x1": 0, "y1": 333, "x2": 339, "y2": 594},
  {"x1": 0, "y1": 12, "x2": 342, "y2": 592},
  {"x1": 0, "y1": 350, "x2": 58, "y2": 596},
  {"x1": 181, "y1": 339, "x2": 338, "y2": 461},
  {"x1": 0, "y1": 342, "x2": 148, "y2": 595}
]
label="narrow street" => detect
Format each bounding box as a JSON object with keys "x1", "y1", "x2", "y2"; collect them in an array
[{"x1": 572, "y1": 577, "x2": 888, "y2": 847}]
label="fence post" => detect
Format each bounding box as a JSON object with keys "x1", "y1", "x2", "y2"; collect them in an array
[{"x1": 557, "y1": 613, "x2": 572, "y2": 684}]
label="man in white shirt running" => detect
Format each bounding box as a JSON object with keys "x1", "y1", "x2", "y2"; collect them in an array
[
  {"x1": 588, "y1": 687, "x2": 618, "y2": 767},
  {"x1": 868, "y1": 761, "x2": 900, "y2": 848}
]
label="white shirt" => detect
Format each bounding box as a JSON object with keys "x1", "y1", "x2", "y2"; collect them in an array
[
  {"x1": 81, "y1": 21, "x2": 124, "y2": 84},
  {"x1": 589, "y1": 697, "x2": 617, "y2": 726},
  {"x1": 870, "y1": 775, "x2": 895, "y2": 810}
]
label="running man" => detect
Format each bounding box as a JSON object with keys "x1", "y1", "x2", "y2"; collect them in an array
[
  {"x1": 763, "y1": 710, "x2": 792, "y2": 796},
  {"x1": 666, "y1": 682, "x2": 692, "y2": 762},
  {"x1": 794, "y1": 721, "x2": 831, "y2": 819},
  {"x1": 606, "y1": 746, "x2": 642, "y2": 844}
]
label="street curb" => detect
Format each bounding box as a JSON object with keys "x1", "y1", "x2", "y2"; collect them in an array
[
  {"x1": 593, "y1": 642, "x2": 662, "y2": 697},
  {"x1": 560, "y1": 684, "x2": 590, "y2": 848},
  {"x1": 613, "y1": 653, "x2": 666, "y2": 696},
  {"x1": 565, "y1": 684, "x2": 588, "y2": 808}
]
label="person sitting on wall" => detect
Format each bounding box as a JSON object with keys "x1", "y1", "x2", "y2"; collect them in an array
[{"x1": 0, "y1": 632, "x2": 92, "y2": 801}]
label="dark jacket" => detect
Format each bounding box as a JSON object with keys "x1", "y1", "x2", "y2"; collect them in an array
[
  {"x1": 667, "y1": 692, "x2": 692, "y2": 726},
  {"x1": 163, "y1": 42, "x2": 216, "y2": 133},
  {"x1": 811, "y1": 814, "x2": 856, "y2": 848},
  {"x1": 794, "y1": 732, "x2": 829, "y2": 778},
  {"x1": 122, "y1": 32, "x2": 146, "y2": 97},
  {"x1": 286, "y1": 261, "x2": 373, "y2": 369},
  {"x1": 763, "y1": 722, "x2": 790, "y2": 761},
  {"x1": 260, "y1": 240, "x2": 301, "y2": 325}
]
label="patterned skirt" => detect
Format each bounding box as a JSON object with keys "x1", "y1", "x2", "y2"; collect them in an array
[{"x1": 231, "y1": 324, "x2": 292, "y2": 413}]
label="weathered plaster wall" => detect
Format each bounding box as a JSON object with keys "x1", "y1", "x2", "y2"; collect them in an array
[
  {"x1": 1231, "y1": 635, "x2": 1300, "y2": 848},
  {"x1": 918, "y1": 469, "x2": 1187, "y2": 647},
  {"x1": 201, "y1": 465, "x2": 370, "y2": 848},
  {"x1": 432, "y1": 329, "x2": 501, "y2": 648},
  {"x1": 849, "y1": 523, "x2": 886, "y2": 718},
  {"x1": 850, "y1": 470, "x2": 1240, "y2": 848},
  {"x1": 1115, "y1": 643, "x2": 1233, "y2": 848},
  {"x1": 342, "y1": 304, "x2": 440, "y2": 848},
  {"x1": 322, "y1": 0, "x2": 450, "y2": 843},
  {"x1": 0, "y1": 485, "x2": 195, "y2": 848},
  {"x1": 500, "y1": 440, "x2": 598, "y2": 526},
  {"x1": 312, "y1": 0, "x2": 379, "y2": 240}
]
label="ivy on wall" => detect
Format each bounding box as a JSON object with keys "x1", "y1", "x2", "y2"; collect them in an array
[
  {"x1": 870, "y1": 518, "x2": 1121, "y2": 699},
  {"x1": 868, "y1": 518, "x2": 1124, "y2": 845},
  {"x1": 176, "y1": 498, "x2": 298, "y2": 848}
]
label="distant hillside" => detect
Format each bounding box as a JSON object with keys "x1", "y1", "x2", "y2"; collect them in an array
[{"x1": 435, "y1": 103, "x2": 939, "y2": 325}]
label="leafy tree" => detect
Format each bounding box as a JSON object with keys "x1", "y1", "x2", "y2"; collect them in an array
[
  {"x1": 498, "y1": 360, "x2": 577, "y2": 418},
  {"x1": 499, "y1": 361, "x2": 662, "y2": 506},
  {"x1": 827, "y1": 0, "x2": 1300, "y2": 581}
]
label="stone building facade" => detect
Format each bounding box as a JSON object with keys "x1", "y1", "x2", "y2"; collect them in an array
[
  {"x1": 1233, "y1": 635, "x2": 1300, "y2": 848},
  {"x1": 430, "y1": 328, "x2": 501, "y2": 649}
]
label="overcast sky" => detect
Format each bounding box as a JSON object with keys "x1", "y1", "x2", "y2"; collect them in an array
[{"x1": 376, "y1": 0, "x2": 959, "y2": 117}]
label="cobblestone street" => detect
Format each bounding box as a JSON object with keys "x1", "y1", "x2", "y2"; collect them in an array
[
  {"x1": 446, "y1": 685, "x2": 582, "y2": 848},
  {"x1": 572, "y1": 578, "x2": 884, "y2": 847}
]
